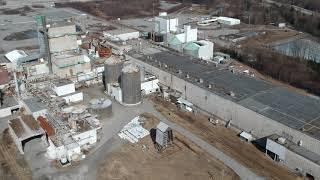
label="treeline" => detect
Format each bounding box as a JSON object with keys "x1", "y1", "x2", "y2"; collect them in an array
[
  {"x1": 238, "y1": 1, "x2": 320, "y2": 38},
  {"x1": 277, "y1": 0, "x2": 320, "y2": 12},
  {"x1": 222, "y1": 47, "x2": 320, "y2": 95},
  {"x1": 172, "y1": 0, "x2": 320, "y2": 38},
  {"x1": 278, "y1": 6, "x2": 320, "y2": 37}
]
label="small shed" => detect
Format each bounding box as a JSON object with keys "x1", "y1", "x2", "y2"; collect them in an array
[
  {"x1": 156, "y1": 122, "x2": 173, "y2": 149},
  {"x1": 239, "y1": 131, "x2": 254, "y2": 142},
  {"x1": 177, "y1": 97, "x2": 193, "y2": 112}
]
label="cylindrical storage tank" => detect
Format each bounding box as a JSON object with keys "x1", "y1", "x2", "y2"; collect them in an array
[
  {"x1": 89, "y1": 98, "x2": 113, "y2": 117},
  {"x1": 104, "y1": 56, "x2": 123, "y2": 86},
  {"x1": 121, "y1": 64, "x2": 141, "y2": 105}
]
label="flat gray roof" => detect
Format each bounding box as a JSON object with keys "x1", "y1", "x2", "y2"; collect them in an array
[
  {"x1": 268, "y1": 134, "x2": 320, "y2": 165},
  {"x1": 132, "y1": 50, "x2": 320, "y2": 140},
  {"x1": 0, "y1": 96, "x2": 19, "y2": 109},
  {"x1": 23, "y1": 97, "x2": 46, "y2": 113}
]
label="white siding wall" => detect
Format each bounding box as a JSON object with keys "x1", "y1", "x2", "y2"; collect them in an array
[
  {"x1": 32, "y1": 109, "x2": 48, "y2": 119},
  {"x1": 155, "y1": 17, "x2": 178, "y2": 33},
  {"x1": 72, "y1": 129, "x2": 97, "y2": 146},
  {"x1": 115, "y1": 31, "x2": 139, "y2": 41},
  {"x1": 185, "y1": 28, "x2": 197, "y2": 42},
  {"x1": 284, "y1": 149, "x2": 320, "y2": 179},
  {"x1": 54, "y1": 83, "x2": 75, "y2": 96},
  {"x1": 0, "y1": 107, "x2": 13, "y2": 118},
  {"x1": 62, "y1": 92, "x2": 83, "y2": 104},
  {"x1": 141, "y1": 79, "x2": 159, "y2": 94},
  {"x1": 198, "y1": 42, "x2": 214, "y2": 60}
]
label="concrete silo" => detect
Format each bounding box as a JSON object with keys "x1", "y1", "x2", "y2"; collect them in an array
[
  {"x1": 121, "y1": 64, "x2": 141, "y2": 105},
  {"x1": 103, "y1": 56, "x2": 123, "y2": 89}
]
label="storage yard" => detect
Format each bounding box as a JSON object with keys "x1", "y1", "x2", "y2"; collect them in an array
[{"x1": 0, "y1": 0, "x2": 319, "y2": 180}]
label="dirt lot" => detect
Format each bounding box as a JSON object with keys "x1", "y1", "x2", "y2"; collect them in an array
[
  {"x1": 241, "y1": 30, "x2": 301, "y2": 48},
  {"x1": 97, "y1": 113, "x2": 239, "y2": 180},
  {"x1": 0, "y1": 128, "x2": 32, "y2": 180},
  {"x1": 56, "y1": 0, "x2": 158, "y2": 19},
  {"x1": 150, "y1": 97, "x2": 302, "y2": 180}
]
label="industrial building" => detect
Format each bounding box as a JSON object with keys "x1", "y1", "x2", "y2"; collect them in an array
[
  {"x1": 104, "y1": 29, "x2": 140, "y2": 42},
  {"x1": 5, "y1": 50, "x2": 28, "y2": 67},
  {"x1": 12, "y1": 79, "x2": 102, "y2": 164},
  {"x1": 52, "y1": 79, "x2": 83, "y2": 104},
  {"x1": 217, "y1": 17, "x2": 241, "y2": 26},
  {"x1": 257, "y1": 134, "x2": 320, "y2": 179},
  {"x1": 197, "y1": 16, "x2": 241, "y2": 26},
  {"x1": 154, "y1": 13, "x2": 213, "y2": 61},
  {"x1": 48, "y1": 22, "x2": 78, "y2": 53},
  {"x1": 8, "y1": 115, "x2": 45, "y2": 154},
  {"x1": 154, "y1": 12, "x2": 178, "y2": 33},
  {"x1": 23, "y1": 60, "x2": 50, "y2": 79},
  {"x1": 23, "y1": 97, "x2": 48, "y2": 119},
  {"x1": 141, "y1": 74, "x2": 159, "y2": 95},
  {"x1": 0, "y1": 96, "x2": 20, "y2": 118},
  {"x1": 2, "y1": 4, "x2": 318, "y2": 179},
  {"x1": 183, "y1": 40, "x2": 214, "y2": 60},
  {"x1": 129, "y1": 48, "x2": 320, "y2": 178},
  {"x1": 167, "y1": 25, "x2": 198, "y2": 45},
  {"x1": 52, "y1": 53, "x2": 91, "y2": 78}
]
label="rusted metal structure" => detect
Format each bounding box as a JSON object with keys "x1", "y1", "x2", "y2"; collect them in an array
[{"x1": 37, "y1": 116, "x2": 55, "y2": 137}]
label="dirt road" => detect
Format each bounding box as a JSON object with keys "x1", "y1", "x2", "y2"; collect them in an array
[{"x1": 151, "y1": 97, "x2": 302, "y2": 180}]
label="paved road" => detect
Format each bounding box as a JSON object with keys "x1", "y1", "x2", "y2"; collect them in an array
[{"x1": 143, "y1": 101, "x2": 265, "y2": 180}]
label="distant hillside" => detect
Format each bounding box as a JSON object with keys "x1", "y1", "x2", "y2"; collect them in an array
[
  {"x1": 171, "y1": 0, "x2": 320, "y2": 38},
  {"x1": 277, "y1": 0, "x2": 320, "y2": 12}
]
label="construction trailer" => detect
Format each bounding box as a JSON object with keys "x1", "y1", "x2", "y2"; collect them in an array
[{"x1": 177, "y1": 97, "x2": 193, "y2": 112}]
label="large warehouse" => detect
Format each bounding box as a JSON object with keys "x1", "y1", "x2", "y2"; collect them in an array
[{"x1": 128, "y1": 48, "x2": 320, "y2": 178}]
